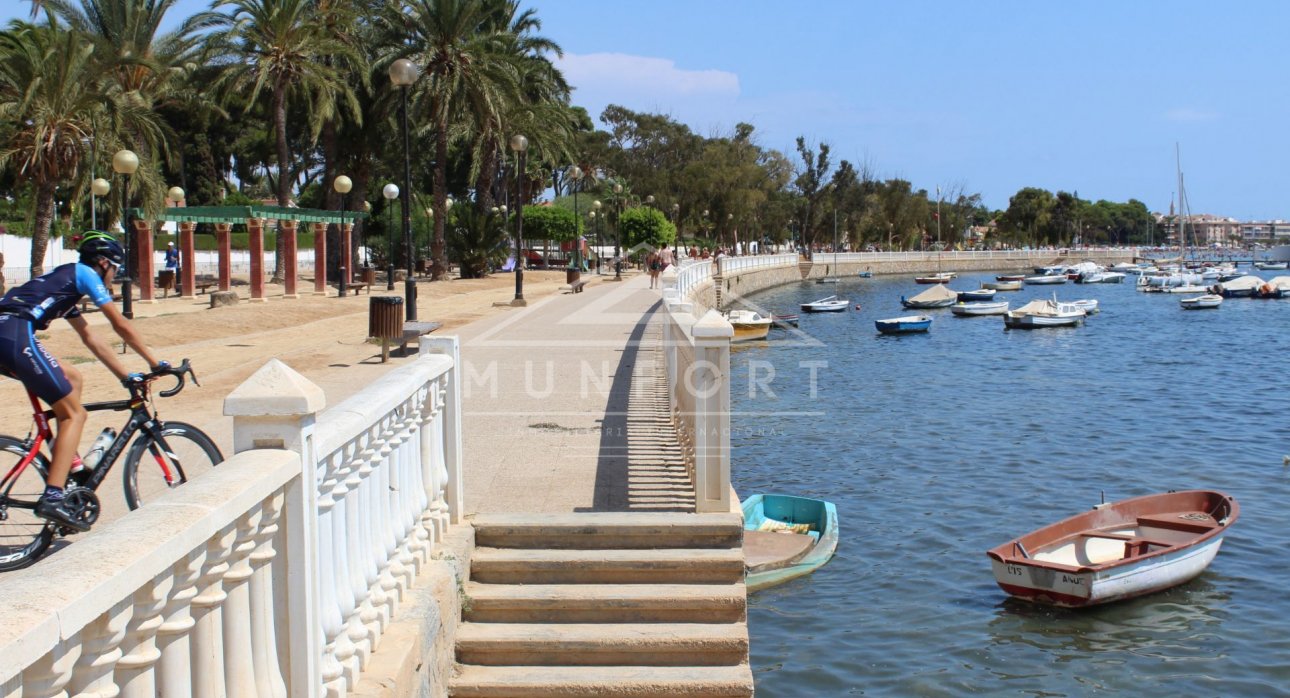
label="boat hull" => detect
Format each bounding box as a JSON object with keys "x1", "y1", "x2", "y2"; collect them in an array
[
  {"x1": 900, "y1": 298, "x2": 954, "y2": 309},
  {"x1": 730, "y1": 323, "x2": 771, "y2": 342},
  {"x1": 743, "y1": 494, "x2": 838, "y2": 593},
  {"x1": 875, "y1": 316, "x2": 932, "y2": 333},
  {"x1": 801, "y1": 302, "x2": 848, "y2": 313},
  {"x1": 1023, "y1": 276, "x2": 1066, "y2": 285},
  {"x1": 989, "y1": 537, "x2": 1225, "y2": 607},
  {"x1": 951, "y1": 301, "x2": 1009, "y2": 316},
  {"x1": 984, "y1": 281, "x2": 1022, "y2": 291},
  {"x1": 1003, "y1": 314, "x2": 1082, "y2": 328}
]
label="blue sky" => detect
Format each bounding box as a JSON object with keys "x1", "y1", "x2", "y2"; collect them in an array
[{"x1": 7, "y1": 1, "x2": 1289, "y2": 219}]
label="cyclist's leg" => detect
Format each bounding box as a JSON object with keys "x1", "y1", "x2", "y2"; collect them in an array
[{"x1": 47, "y1": 365, "x2": 86, "y2": 489}]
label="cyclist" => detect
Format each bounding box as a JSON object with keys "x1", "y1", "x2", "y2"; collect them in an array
[{"x1": 0, "y1": 232, "x2": 165, "y2": 531}]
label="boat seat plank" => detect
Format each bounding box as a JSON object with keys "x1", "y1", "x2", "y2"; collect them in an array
[
  {"x1": 744, "y1": 530, "x2": 814, "y2": 571},
  {"x1": 1136, "y1": 513, "x2": 1219, "y2": 534}
]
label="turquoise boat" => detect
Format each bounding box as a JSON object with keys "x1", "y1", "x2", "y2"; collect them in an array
[{"x1": 742, "y1": 494, "x2": 838, "y2": 592}]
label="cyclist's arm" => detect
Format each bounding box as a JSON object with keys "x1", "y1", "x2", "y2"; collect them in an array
[
  {"x1": 67, "y1": 313, "x2": 134, "y2": 380},
  {"x1": 98, "y1": 303, "x2": 161, "y2": 370}
]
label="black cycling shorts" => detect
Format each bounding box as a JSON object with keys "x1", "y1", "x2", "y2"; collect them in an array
[{"x1": 0, "y1": 315, "x2": 73, "y2": 405}]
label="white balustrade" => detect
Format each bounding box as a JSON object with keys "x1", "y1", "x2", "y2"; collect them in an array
[
  {"x1": 0, "y1": 341, "x2": 462, "y2": 698},
  {"x1": 662, "y1": 304, "x2": 735, "y2": 513}
]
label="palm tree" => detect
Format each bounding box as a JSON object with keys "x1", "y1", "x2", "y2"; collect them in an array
[
  {"x1": 194, "y1": 0, "x2": 360, "y2": 280},
  {"x1": 0, "y1": 19, "x2": 161, "y2": 274},
  {"x1": 392, "y1": 0, "x2": 526, "y2": 281}
]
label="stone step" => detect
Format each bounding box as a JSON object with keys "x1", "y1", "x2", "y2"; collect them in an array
[
  {"x1": 450, "y1": 665, "x2": 754, "y2": 698},
  {"x1": 472, "y1": 512, "x2": 742, "y2": 550},
  {"x1": 464, "y1": 583, "x2": 746, "y2": 623},
  {"x1": 456, "y1": 622, "x2": 748, "y2": 666},
  {"x1": 471, "y1": 548, "x2": 744, "y2": 585}
]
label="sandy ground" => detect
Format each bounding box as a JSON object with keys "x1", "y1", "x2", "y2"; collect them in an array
[{"x1": 0, "y1": 270, "x2": 583, "y2": 524}]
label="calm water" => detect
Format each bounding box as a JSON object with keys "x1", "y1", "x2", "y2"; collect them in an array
[{"x1": 729, "y1": 270, "x2": 1290, "y2": 697}]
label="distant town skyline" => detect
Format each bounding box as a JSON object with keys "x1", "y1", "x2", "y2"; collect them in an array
[{"x1": 7, "y1": 0, "x2": 1290, "y2": 219}]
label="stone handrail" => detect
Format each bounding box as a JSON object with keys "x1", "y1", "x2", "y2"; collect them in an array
[
  {"x1": 661, "y1": 302, "x2": 733, "y2": 513},
  {"x1": 716, "y1": 253, "x2": 798, "y2": 276},
  {"x1": 0, "y1": 336, "x2": 463, "y2": 698},
  {"x1": 673, "y1": 259, "x2": 713, "y2": 300}
]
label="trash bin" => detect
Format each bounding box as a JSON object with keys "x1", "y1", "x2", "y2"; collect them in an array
[
  {"x1": 566, "y1": 268, "x2": 580, "y2": 285},
  {"x1": 369, "y1": 296, "x2": 404, "y2": 362},
  {"x1": 360, "y1": 266, "x2": 376, "y2": 285},
  {"x1": 157, "y1": 269, "x2": 176, "y2": 297}
]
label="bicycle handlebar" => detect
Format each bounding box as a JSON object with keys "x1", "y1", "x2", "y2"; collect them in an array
[{"x1": 141, "y1": 359, "x2": 200, "y2": 398}]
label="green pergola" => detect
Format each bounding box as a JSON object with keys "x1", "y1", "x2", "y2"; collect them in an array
[{"x1": 128, "y1": 205, "x2": 369, "y2": 302}]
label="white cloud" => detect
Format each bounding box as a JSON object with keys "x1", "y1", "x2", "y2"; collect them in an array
[
  {"x1": 557, "y1": 52, "x2": 740, "y2": 98},
  {"x1": 1165, "y1": 107, "x2": 1219, "y2": 123}
]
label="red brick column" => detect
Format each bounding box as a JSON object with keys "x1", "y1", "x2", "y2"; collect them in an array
[
  {"x1": 282, "y1": 219, "x2": 298, "y2": 299},
  {"x1": 215, "y1": 223, "x2": 232, "y2": 292},
  {"x1": 132, "y1": 219, "x2": 155, "y2": 303},
  {"x1": 341, "y1": 223, "x2": 354, "y2": 282},
  {"x1": 179, "y1": 221, "x2": 196, "y2": 299},
  {"x1": 313, "y1": 222, "x2": 327, "y2": 294},
  {"x1": 248, "y1": 218, "x2": 265, "y2": 302}
]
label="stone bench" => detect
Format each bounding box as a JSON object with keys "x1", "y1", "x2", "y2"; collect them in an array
[
  {"x1": 400, "y1": 321, "x2": 442, "y2": 355},
  {"x1": 569, "y1": 279, "x2": 588, "y2": 294},
  {"x1": 338, "y1": 282, "x2": 371, "y2": 296}
]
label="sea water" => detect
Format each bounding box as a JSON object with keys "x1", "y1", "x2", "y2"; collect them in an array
[{"x1": 730, "y1": 270, "x2": 1290, "y2": 697}]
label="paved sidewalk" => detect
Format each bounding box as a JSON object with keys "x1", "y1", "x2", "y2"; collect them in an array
[{"x1": 457, "y1": 273, "x2": 693, "y2": 515}]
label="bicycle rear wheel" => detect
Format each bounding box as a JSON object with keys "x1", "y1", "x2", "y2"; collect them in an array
[
  {"x1": 0, "y1": 436, "x2": 54, "y2": 571},
  {"x1": 123, "y1": 422, "x2": 223, "y2": 510}
]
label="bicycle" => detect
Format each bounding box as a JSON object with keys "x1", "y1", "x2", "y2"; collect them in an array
[{"x1": 0, "y1": 359, "x2": 222, "y2": 570}]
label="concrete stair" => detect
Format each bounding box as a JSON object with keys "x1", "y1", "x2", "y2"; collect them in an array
[{"x1": 450, "y1": 513, "x2": 753, "y2": 697}]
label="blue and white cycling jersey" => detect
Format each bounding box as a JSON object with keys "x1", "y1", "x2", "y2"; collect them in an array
[{"x1": 0, "y1": 263, "x2": 114, "y2": 330}]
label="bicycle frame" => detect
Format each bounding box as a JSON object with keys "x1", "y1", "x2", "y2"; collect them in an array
[{"x1": 0, "y1": 387, "x2": 185, "y2": 502}]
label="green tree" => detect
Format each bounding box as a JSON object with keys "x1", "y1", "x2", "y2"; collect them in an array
[
  {"x1": 196, "y1": 0, "x2": 361, "y2": 280},
  {"x1": 1000, "y1": 187, "x2": 1055, "y2": 247},
  {"x1": 520, "y1": 204, "x2": 576, "y2": 242},
  {"x1": 619, "y1": 206, "x2": 675, "y2": 252},
  {"x1": 446, "y1": 204, "x2": 509, "y2": 278},
  {"x1": 793, "y1": 137, "x2": 831, "y2": 252},
  {"x1": 0, "y1": 19, "x2": 161, "y2": 274}
]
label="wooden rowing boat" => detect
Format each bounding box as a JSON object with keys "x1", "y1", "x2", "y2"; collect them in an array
[
  {"x1": 743, "y1": 494, "x2": 838, "y2": 592},
  {"x1": 986, "y1": 490, "x2": 1238, "y2": 607}
]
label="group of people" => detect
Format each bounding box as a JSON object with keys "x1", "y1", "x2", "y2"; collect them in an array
[{"x1": 644, "y1": 243, "x2": 676, "y2": 289}]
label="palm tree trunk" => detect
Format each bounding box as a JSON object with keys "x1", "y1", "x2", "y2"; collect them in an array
[
  {"x1": 322, "y1": 119, "x2": 340, "y2": 276},
  {"x1": 431, "y1": 106, "x2": 449, "y2": 281},
  {"x1": 271, "y1": 82, "x2": 290, "y2": 283},
  {"x1": 30, "y1": 180, "x2": 56, "y2": 277}
]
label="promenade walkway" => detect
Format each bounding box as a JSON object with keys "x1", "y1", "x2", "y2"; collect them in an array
[{"x1": 455, "y1": 272, "x2": 694, "y2": 514}]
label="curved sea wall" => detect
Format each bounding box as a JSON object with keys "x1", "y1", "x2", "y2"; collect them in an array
[{"x1": 685, "y1": 249, "x2": 1136, "y2": 311}]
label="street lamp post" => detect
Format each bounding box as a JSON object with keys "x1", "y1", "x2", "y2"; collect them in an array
[
  {"x1": 613, "y1": 183, "x2": 624, "y2": 280},
  {"x1": 382, "y1": 183, "x2": 399, "y2": 290},
  {"x1": 592, "y1": 200, "x2": 603, "y2": 274},
  {"x1": 389, "y1": 57, "x2": 420, "y2": 320},
  {"x1": 112, "y1": 149, "x2": 139, "y2": 319},
  {"x1": 333, "y1": 175, "x2": 352, "y2": 296},
  {"x1": 671, "y1": 203, "x2": 680, "y2": 253},
  {"x1": 510, "y1": 134, "x2": 529, "y2": 305},
  {"x1": 90, "y1": 178, "x2": 110, "y2": 230},
  {"x1": 569, "y1": 166, "x2": 583, "y2": 274}
]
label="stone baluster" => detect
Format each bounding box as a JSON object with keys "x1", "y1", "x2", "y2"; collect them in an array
[
  {"x1": 410, "y1": 382, "x2": 436, "y2": 559},
  {"x1": 353, "y1": 430, "x2": 388, "y2": 647},
  {"x1": 420, "y1": 336, "x2": 462, "y2": 530},
  {"x1": 403, "y1": 389, "x2": 430, "y2": 566},
  {"x1": 189, "y1": 526, "x2": 235, "y2": 698},
  {"x1": 221, "y1": 505, "x2": 264, "y2": 696},
  {"x1": 315, "y1": 450, "x2": 351, "y2": 697},
  {"x1": 375, "y1": 415, "x2": 406, "y2": 610},
  {"x1": 66, "y1": 600, "x2": 131, "y2": 698},
  {"x1": 324, "y1": 448, "x2": 360, "y2": 688},
  {"x1": 387, "y1": 403, "x2": 417, "y2": 589},
  {"x1": 225, "y1": 359, "x2": 327, "y2": 698},
  {"x1": 22, "y1": 639, "x2": 81, "y2": 698},
  {"x1": 418, "y1": 382, "x2": 444, "y2": 546},
  {"x1": 249, "y1": 491, "x2": 288, "y2": 698},
  {"x1": 341, "y1": 441, "x2": 375, "y2": 669},
  {"x1": 156, "y1": 549, "x2": 206, "y2": 698},
  {"x1": 116, "y1": 571, "x2": 174, "y2": 698}
]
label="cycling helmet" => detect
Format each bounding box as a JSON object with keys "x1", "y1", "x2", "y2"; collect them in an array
[{"x1": 78, "y1": 231, "x2": 126, "y2": 268}]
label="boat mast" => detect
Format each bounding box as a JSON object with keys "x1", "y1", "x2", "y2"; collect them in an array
[
  {"x1": 935, "y1": 185, "x2": 943, "y2": 272},
  {"x1": 1176, "y1": 143, "x2": 1187, "y2": 263}
]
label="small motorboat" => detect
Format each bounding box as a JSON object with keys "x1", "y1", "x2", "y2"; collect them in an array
[
  {"x1": 1179, "y1": 294, "x2": 1223, "y2": 309},
  {"x1": 957, "y1": 288, "x2": 996, "y2": 302},
  {"x1": 984, "y1": 280, "x2": 1022, "y2": 291},
  {"x1": 800, "y1": 295, "x2": 849, "y2": 313},
  {"x1": 743, "y1": 494, "x2": 838, "y2": 593},
  {"x1": 996, "y1": 274, "x2": 1026, "y2": 282},
  {"x1": 986, "y1": 490, "x2": 1238, "y2": 607},
  {"x1": 725, "y1": 309, "x2": 772, "y2": 342},
  {"x1": 1003, "y1": 298, "x2": 1086, "y2": 329},
  {"x1": 951, "y1": 301, "x2": 1009, "y2": 317},
  {"x1": 1070, "y1": 299, "x2": 1099, "y2": 315},
  {"x1": 914, "y1": 272, "x2": 956, "y2": 284},
  {"x1": 815, "y1": 276, "x2": 840, "y2": 284},
  {"x1": 1212, "y1": 275, "x2": 1263, "y2": 298},
  {"x1": 1254, "y1": 261, "x2": 1289, "y2": 270},
  {"x1": 857, "y1": 270, "x2": 873, "y2": 278},
  {"x1": 900, "y1": 284, "x2": 957, "y2": 309},
  {"x1": 1023, "y1": 274, "x2": 1067, "y2": 285},
  {"x1": 875, "y1": 315, "x2": 932, "y2": 334},
  {"x1": 770, "y1": 313, "x2": 800, "y2": 328},
  {"x1": 1159, "y1": 284, "x2": 1211, "y2": 294},
  {"x1": 1078, "y1": 271, "x2": 1126, "y2": 284}
]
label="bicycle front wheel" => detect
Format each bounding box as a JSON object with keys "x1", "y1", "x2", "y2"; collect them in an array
[
  {"x1": 123, "y1": 422, "x2": 223, "y2": 510},
  {"x1": 0, "y1": 435, "x2": 54, "y2": 571}
]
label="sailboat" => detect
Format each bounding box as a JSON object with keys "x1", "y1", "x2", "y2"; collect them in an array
[
  {"x1": 1141, "y1": 146, "x2": 1205, "y2": 292},
  {"x1": 913, "y1": 187, "x2": 955, "y2": 283},
  {"x1": 817, "y1": 211, "x2": 841, "y2": 283}
]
